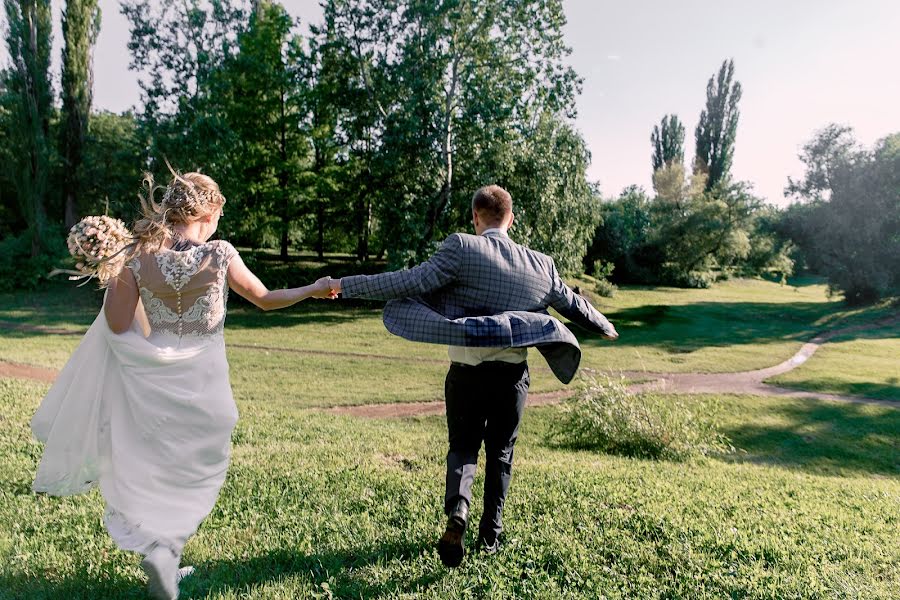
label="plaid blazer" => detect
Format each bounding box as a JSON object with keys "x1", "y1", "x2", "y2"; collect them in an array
[{"x1": 341, "y1": 231, "x2": 616, "y2": 383}]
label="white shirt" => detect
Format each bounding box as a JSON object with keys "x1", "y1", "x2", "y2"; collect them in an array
[{"x1": 447, "y1": 227, "x2": 528, "y2": 366}]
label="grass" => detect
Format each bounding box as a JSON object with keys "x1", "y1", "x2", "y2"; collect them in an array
[
  {"x1": 766, "y1": 322, "x2": 900, "y2": 401},
  {"x1": 1, "y1": 267, "x2": 899, "y2": 598},
  {"x1": 0, "y1": 378, "x2": 898, "y2": 599}
]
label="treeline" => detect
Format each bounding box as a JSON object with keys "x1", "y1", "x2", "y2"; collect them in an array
[
  {"x1": 1, "y1": 0, "x2": 596, "y2": 281},
  {"x1": 585, "y1": 60, "x2": 899, "y2": 303},
  {"x1": 1, "y1": 1, "x2": 897, "y2": 303}
]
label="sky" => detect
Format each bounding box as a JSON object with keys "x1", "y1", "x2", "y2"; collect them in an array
[{"x1": 7, "y1": 0, "x2": 899, "y2": 205}]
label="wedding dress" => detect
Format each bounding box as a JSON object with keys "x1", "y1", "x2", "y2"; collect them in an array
[{"x1": 31, "y1": 239, "x2": 240, "y2": 556}]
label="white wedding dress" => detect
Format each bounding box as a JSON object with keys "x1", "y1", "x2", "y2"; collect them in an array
[{"x1": 31, "y1": 240, "x2": 240, "y2": 556}]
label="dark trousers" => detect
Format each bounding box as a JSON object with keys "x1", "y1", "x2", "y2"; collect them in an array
[{"x1": 444, "y1": 360, "x2": 529, "y2": 544}]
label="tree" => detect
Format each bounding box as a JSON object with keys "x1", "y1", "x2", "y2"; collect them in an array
[
  {"x1": 121, "y1": 0, "x2": 250, "y2": 174},
  {"x1": 215, "y1": 0, "x2": 309, "y2": 258},
  {"x1": 651, "y1": 114, "x2": 684, "y2": 173},
  {"x1": 59, "y1": 0, "x2": 101, "y2": 227},
  {"x1": 782, "y1": 127, "x2": 900, "y2": 303},
  {"x1": 785, "y1": 123, "x2": 858, "y2": 202},
  {"x1": 585, "y1": 186, "x2": 654, "y2": 282},
  {"x1": 694, "y1": 59, "x2": 741, "y2": 190},
  {"x1": 2, "y1": 0, "x2": 54, "y2": 257},
  {"x1": 80, "y1": 111, "x2": 144, "y2": 220},
  {"x1": 325, "y1": 0, "x2": 582, "y2": 267},
  {"x1": 505, "y1": 113, "x2": 599, "y2": 275}
]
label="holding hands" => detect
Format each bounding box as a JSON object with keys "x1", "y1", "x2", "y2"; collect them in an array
[{"x1": 311, "y1": 277, "x2": 339, "y2": 299}]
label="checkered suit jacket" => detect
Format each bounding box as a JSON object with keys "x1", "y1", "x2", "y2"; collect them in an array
[{"x1": 341, "y1": 231, "x2": 616, "y2": 383}]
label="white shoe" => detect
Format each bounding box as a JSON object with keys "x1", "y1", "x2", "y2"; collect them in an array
[
  {"x1": 141, "y1": 545, "x2": 180, "y2": 600},
  {"x1": 176, "y1": 566, "x2": 195, "y2": 583}
]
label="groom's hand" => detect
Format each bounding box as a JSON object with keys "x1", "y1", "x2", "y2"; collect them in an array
[
  {"x1": 311, "y1": 277, "x2": 338, "y2": 299},
  {"x1": 327, "y1": 277, "x2": 342, "y2": 295},
  {"x1": 601, "y1": 323, "x2": 619, "y2": 341}
]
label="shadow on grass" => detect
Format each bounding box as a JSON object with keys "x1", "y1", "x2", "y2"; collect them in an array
[
  {"x1": 0, "y1": 539, "x2": 444, "y2": 600},
  {"x1": 720, "y1": 399, "x2": 900, "y2": 477},
  {"x1": 182, "y1": 540, "x2": 442, "y2": 599},
  {"x1": 575, "y1": 301, "x2": 897, "y2": 353}
]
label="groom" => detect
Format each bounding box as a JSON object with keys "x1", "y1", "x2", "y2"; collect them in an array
[{"x1": 329, "y1": 185, "x2": 618, "y2": 567}]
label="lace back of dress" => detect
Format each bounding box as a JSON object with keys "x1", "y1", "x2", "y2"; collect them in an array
[{"x1": 129, "y1": 241, "x2": 237, "y2": 345}]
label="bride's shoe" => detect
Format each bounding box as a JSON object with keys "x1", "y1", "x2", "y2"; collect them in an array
[{"x1": 141, "y1": 544, "x2": 180, "y2": 600}]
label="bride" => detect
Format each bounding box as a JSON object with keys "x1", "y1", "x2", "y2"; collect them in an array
[{"x1": 30, "y1": 169, "x2": 334, "y2": 599}]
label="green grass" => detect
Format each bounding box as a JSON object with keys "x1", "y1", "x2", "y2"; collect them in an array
[
  {"x1": 0, "y1": 378, "x2": 898, "y2": 599},
  {"x1": 573, "y1": 277, "x2": 898, "y2": 374},
  {"x1": 766, "y1": 322, "x2": 900, "y2": 401}
]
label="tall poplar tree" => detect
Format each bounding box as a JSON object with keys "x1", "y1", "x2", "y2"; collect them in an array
[
  {"x1": 2, "y1": 0, "x2": 53, "y2": 256},
  {"x1": 694, "y1": 59, "x2": 742, "y2": 190},
  {"x1": 60, "y1": 0, "x2": 101, "y2": 227},
  {"x1": 650, "y1": 114, "x2": 685, "y2": 172}
]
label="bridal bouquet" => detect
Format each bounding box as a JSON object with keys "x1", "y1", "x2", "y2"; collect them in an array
[{"x1": 58, "y1": 215, "x2": 133, "y2": 285}]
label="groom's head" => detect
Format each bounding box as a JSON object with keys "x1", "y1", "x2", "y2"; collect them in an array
[{"x1": 472, "y1": 185, "x2": 514, "y2": 235}]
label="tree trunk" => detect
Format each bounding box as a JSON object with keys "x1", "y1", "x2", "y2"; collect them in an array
[{"x1": 278, "y1": 80, "x2": 289, "y2": 260}]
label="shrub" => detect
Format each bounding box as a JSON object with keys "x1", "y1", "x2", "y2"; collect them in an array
[
  {"x1": 0, "y1": 230, "x2": 67, "y2": 292},
  {"x1": 547, "y1": 376, "x2": 732, "y2": 460}
]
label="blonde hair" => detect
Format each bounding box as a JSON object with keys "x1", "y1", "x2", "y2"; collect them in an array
[{"x1": 132, "y1": 162, "x2": 226, "y2": 251}]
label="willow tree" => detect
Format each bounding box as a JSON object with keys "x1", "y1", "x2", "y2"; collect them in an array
[
  {"x1": 2, "y1": 0, "x2": 53, "y2": 256},
  {"x1": 60, "y1": 0, "x2": 101, "y2": 227}
]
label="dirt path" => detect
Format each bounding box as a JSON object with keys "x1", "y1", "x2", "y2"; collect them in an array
[{"x1": 2, "y1": 315, "x2": 898, "y2": 416}]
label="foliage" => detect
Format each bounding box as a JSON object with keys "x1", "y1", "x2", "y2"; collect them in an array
[
  {"x1": 650, "y1": 113, "x2": 684, "y2": 174},
  {"x1": 694, "y1": 59, "x2": 741, "y2": 190},
  {"x1": 80, "y1": 111, "x2": 145, "y2": 221},
  {"x1": 59, "y1": 0, "x2": 101, "y2": 227},
  {"x1": 781, "y1": 126, "x2": 900, "y2": 304},
  {"x1": 0, "y1": 227, "x2": 67, "y2": 291},
  {"x1": 505, "y1": 113, "x2": 599, "y2": 275},
  {"x1": 212, "y1": 1, "x2": 310, "y2": 256},
  {"x1": 1, "y1": 0, "x2": 54, "y2": 257},
  {"x1": 547, "y1": 376, "x2": 732, "y2": 460},
  {"x1": 588, "y1": 169, "x2": 777, "y2": 287},
  {"x1": 323, "y1": 0, "x2": 585, "y2": 267}
]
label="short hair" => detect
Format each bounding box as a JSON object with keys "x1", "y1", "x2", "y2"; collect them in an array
[{"x1": 472, "y1": 185, "x2": 512, "y2": 224}]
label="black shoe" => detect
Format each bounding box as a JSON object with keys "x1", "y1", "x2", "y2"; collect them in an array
[{"x1": 438, "y1": 498, "x2": 468, "y2": 568}]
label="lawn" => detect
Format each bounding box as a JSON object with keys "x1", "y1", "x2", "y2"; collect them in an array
[
  {"x1": 0, "y1": 271, "x2": 898, "y2": 598},
  {"x1": 0, "y1": 378, "x2": 897, "y2": 599},
  {"x1": 766, "y1": 322, "x2": 900, "y2": 401}
]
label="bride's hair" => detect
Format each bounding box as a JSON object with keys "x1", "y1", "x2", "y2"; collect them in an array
[{"x1": 132, "y1": 161, "x2": 226, "y2": 251}]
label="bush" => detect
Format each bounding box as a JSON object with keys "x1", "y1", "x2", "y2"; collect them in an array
[
  {"x1": 0, "y1": 230, "x2": 67, "y2": 292},
  {"x1": 547, "y1": 376, "x2": 732, "y2": 460},
  {"x1": 591, "y1": 260, "x2": 617, "y2": 297}
]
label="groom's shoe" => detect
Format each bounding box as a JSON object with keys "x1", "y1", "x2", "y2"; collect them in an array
[
  {"x1": 142, "y1": 544, "x2": 180, "y2": 600},
  {"x1": 438, "y1": 497, "x2": 469, "y2": 568}
]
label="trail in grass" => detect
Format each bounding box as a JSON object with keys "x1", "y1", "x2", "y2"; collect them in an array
[{"x1": 1, "y1": 314, "x2": 898, "y2": 415}]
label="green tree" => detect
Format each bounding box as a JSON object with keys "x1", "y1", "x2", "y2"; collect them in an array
[
  {"x1": 782, "y1": 127, "x2": 900, "y2": 303},
  {"x1": 651, "y1": 114, "x2": 684, "y2": 173},
  {"x1": 2, "y1": 0, "x2": 54, "y2": 256},
  {"x1": 214, "y1": 0, "x2": 309, "y2": 258},
  {"x1": 505, "y1": 113, "x2": 599, "y2": 275},
  {"x1": 584, "y1": 186, "x2": 655, "y2": 282},
  {"x1": 59, "y1": 0, "x2": 101, "y2": 227},
  {"x1": 121, "y1": 0, "x2": 249, "y2": 174},
  {"x1": 694, "y1": 59, "x2": 741, "y2": 190},
  {"x1": 325, "y1": 0, "x2": 582, "y2": 267},
  {"x1": 80, "y1": 111, "x2": 144, "y2": 220}
]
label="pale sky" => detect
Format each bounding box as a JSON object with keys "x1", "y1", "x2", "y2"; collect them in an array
[{"x1": 7, "y1": 0, "x2": 900, "y2": 205}]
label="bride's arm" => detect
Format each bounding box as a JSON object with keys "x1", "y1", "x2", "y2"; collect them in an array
[
  {"x1": 227, "y1": 254, "x2": 334, "y2": 311},
  {"x1": 104, "y1": 267, "x2": 140, "y2": 334}
]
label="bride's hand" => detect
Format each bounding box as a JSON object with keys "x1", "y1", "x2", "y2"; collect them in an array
[{"x1": 311, "y1": 276, "x2": 338, "y2": 299}]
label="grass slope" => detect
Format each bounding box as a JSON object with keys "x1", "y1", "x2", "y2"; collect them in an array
[{"x1": 0, "y1": 379, "x2": 897, "y2": 599}]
